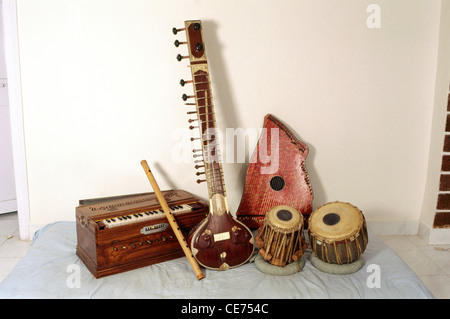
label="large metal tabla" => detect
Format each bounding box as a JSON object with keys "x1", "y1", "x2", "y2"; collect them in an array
[
  {"x1": 308, "y1": 202, "x2": 368, "y2": 264},
  {"x1": 255, "y1": 205, "x2": 306, "y2": 267}
]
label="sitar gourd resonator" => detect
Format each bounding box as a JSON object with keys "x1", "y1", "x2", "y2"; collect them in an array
[{"x1": 173, "y1": 20, "x2": 254, "y2": 271}]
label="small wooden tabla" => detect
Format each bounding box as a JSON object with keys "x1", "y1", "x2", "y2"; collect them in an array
[
  {"x1": 255, "y1": 205, "x2": 306, "y2": 267},
  {"x1": 308, "y1": 201, "x2": 368, "y2": 265}
]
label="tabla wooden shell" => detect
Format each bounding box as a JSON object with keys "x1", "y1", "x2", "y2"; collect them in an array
[
  {"x1": 255, "y1": 205, "x2": 307, "y2": 267},
  {"x1": 308, "y1": 201, "x2": 368, "y2": 264}
]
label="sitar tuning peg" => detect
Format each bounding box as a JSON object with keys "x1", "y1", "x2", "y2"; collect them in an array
[
  {"x1": 172, "y1": 27, "x2": 185, "y2": 35},
  {"x1": 174, "y1": 40, "x2": 187, "y2": 47},
  {"x1": 188, "y1": 118, "x2": 198, "y2": 123},
  {"x1": 196, "y1": 171, "x2": 205, "y2": 176},
  {"x1": 177, "y1": 54, "x2": 189, "y2": 62},
  {"x1": 182, "y1": 94, "x2": 194, "y2": 101},
  {"x1": 193, "y1": 23, "x2": 201, "y2": 31},
  {"x1": 196, "y1": 179, "x2": 207, "y2": 184},
  {"x1": 195, "y1": 43, "x2": 203, "y2": 52},
  {"x1": 180, "y1": 79, "x2": 193, "y2": 86}
]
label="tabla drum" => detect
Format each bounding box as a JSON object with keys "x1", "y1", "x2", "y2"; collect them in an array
[
  {"x1": 308, "y1": 201, "x2": 368, "y2": 264},
  {"x1": 255, "y1": 205, "x2": 306, "y2": 267}
]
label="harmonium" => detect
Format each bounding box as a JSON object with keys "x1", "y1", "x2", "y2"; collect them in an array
[{"x1": 76, "y1": 189, "x2": 208, "y2": 278}]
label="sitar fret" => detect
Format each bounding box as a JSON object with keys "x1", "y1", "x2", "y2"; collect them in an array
[
  {"x1": 205, "y1": 165, "x2": 226, "y2": 195},
  {"x1": 196, "y1": 97, "x2": 214, "y2": 102},
  {"x1": 199, "y1": 120, "x2": 217, "y2": 128},
  {"x1": 197, "y1": 110, "x2": 215, "y2": 116},
  {"x1": 192, "y1": 80, "x2": 210, "y2": 85},
  {"x1": 195, "y1": 89, "x2": 211, "y2": 94}
]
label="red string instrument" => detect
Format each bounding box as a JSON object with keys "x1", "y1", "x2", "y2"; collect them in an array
[
  {"x1": 173, "y1": 20, "x2": 254, "y2": 270},
  {"x1": 236, "y1": 114, "x2": 314, "y2": 229}
]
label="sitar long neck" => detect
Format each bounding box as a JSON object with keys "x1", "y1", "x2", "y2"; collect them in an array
[{"x1": 182, "y1": 20, "x2": 227, "y2": 200}]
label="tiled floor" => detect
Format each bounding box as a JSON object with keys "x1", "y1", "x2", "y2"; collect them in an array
[
  {"x1": 378, "y1": 234, "x2": 450, "y2": 299},
  {"x1": 0, "y1": 212, "x2": 32, "y2": 282},
  {"x1": 0, "y1": 212, "x2": 449, "y2": 298}
]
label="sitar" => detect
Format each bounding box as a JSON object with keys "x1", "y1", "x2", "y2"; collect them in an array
[{"x1": 173, "y1": 20, "x2": 254, "y2": 270}]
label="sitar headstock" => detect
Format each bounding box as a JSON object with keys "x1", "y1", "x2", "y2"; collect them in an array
[{"x1": 173, "y1": 21, "x2": 207, "y2": 63}]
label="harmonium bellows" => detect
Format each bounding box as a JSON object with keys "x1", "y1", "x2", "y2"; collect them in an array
[{"x1": 76, "y1": 190, "x2": 208, "y2": 278}]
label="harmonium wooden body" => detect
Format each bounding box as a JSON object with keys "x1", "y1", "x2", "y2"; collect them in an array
[{"x1": 76, "y1": 189, "x2": 208, "y2": 278}]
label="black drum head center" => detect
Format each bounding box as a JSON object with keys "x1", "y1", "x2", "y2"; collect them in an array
[
  {"x1": 277, "y1": 209, "x2": 292, "y2": 221},
  {"x1": 322, "y1": 213, "x2": 340, "y2": 226}
]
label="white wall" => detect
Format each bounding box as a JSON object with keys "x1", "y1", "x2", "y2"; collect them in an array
[{"x1": 14, "y1": 0, "x2": 442, "y2": 234}]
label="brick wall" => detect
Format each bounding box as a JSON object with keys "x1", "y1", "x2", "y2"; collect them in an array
[{"x1": 435, "y1": 90, "x2": 450, "y2": 228}]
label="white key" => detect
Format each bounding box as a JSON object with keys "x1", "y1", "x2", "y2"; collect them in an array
[{"x1": 101, "y1": 204, "x2": 193, "y2": 229}]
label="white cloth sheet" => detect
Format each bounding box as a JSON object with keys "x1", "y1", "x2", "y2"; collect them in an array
[{"x1": 0, "y1": 221, "x2": 433, "y2": 299}]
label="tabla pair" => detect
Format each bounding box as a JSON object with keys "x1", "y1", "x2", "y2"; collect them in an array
[{"x1": 255, "y1": 201, "x2": 368, "y2": 268}]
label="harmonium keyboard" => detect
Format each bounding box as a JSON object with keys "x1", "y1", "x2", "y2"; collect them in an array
[{"x1": 76, "y1": 189, "x2": 208, "y2": 278}]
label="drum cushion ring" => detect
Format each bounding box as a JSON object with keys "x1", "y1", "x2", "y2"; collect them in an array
[
  {"x1": 254, "y1": 254, "x2": 306, "y2": 276},
  {"x1": 309, "y1": 252, "x2": 365, "y2": 275}
]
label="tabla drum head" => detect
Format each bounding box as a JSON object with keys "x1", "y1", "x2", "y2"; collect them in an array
[
  {"x1": 265, "y1": 205, "x2": 303, "y2": 233},
  {"x1": 309, "y1": 201, "x2": 363, "y2": 242}
]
